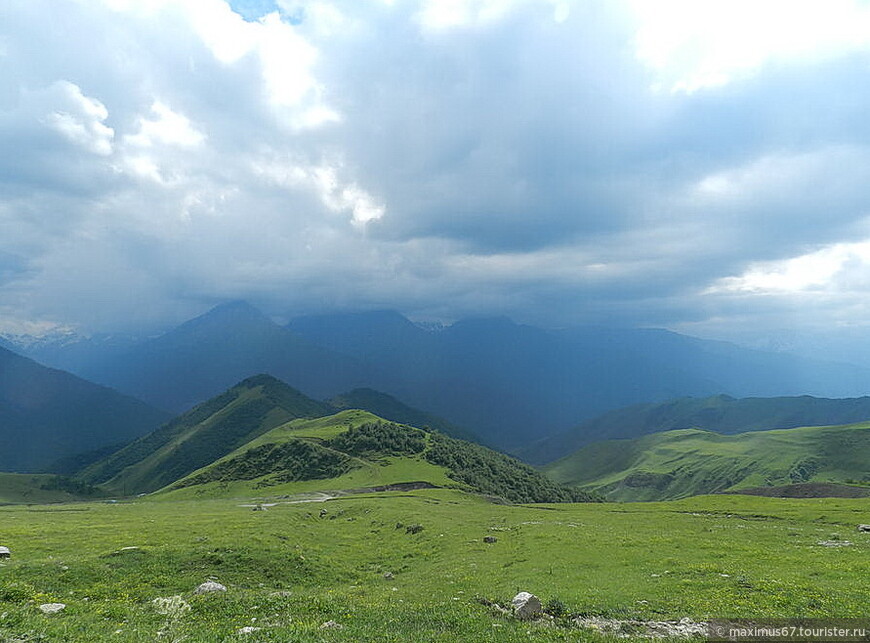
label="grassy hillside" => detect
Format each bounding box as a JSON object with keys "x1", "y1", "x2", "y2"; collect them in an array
[
  {"x1": 163, "y1": 410, "x2": 595, "y2": 504},
  {"x1": 545, "y1": 422, "x2": 870, "y2": 501},
  {"x1": 0, "y1": 346, "x2": 169, "y2": 472},
  {"x1": 0, "y1": 491, "x2": 868, "y2": 641},
  {"x1": 78, "y1": 375, "x2": 333, "y2": 494},
  {"x1": 523, "y1": 393, "x2": 870, "y2": 464},
  {"x1": 0, "y1": 473, "x2": 102, "y2": 504}
]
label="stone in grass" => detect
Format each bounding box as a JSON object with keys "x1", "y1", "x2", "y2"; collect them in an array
[
  {"x1": 320, "y1": 620, "x2": 344, "y2": 630},
  {"x1": 483, "y1": 536, "x2": 498, "y2": 543},
  {"x1": 383, "y1": 571, "x2": 394, "y2": 580},
  {"x1": 39, "y1": 603, "x2": 66, "y2": 615},
  {"x1": 511, "y1": 592, "x2": 542, "y2": 620},
  {"x1": 238, "y1": 626, "x2": 261, "y2": 634},
  {"x1": 858, "y1": 524, "x2": 870, "y2": 532},
  {"x1": 194, "y1": 581, "x2": 227, "y2": 594},
  {"x1": 405, "y1": 524, "x2": 424, "y2": 534}
]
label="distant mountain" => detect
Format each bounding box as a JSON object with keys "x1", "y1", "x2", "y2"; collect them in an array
[
  {"x1": 520, "y1": 394, "x2": 870, "y2": 464},
  {"x1": 4, "y1": 331, "x2": 141, "y2": 376},
  {"x1": 289, "y1": 311, "x2": 870, "y2": 448},
  {"x1": 163, "y1": 409, "x2": 596, "y2": 504},
  {"x1": 0, "y1": 346, "x2": 169, "y2": 472},
  {"x1": 544, "y1": 421, "x2": 870, "y2": 502},
  {"x1": 17, "y1": 303, "x2": 870, "y2": 451},
  {"x1": 78, "y1": 374, "x2": 333, "y2": 494},
  {"x1": 66, "y1": 302, "x2": 378, "y2": 412},
  {"x1": 327, "y1": 388, "x2": 479, "y2": 443}
]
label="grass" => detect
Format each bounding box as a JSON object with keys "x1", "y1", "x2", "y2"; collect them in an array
[
  {"x1": 160, "y1": 454, "x2": 454, "y2": 501},
  {"x1": 0, "y1": 490, "x2": 869, "y2": 641},
  {"x1": 0, "y1": 474, "x2": 97, "y2": 505},
  {"x1": 545, "y1": 422, "x2": 870, "y2": 501}
]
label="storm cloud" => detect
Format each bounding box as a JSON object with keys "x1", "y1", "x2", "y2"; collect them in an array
[{"x1": 3, "y1": 0, "x2": 870, "y2": 336}]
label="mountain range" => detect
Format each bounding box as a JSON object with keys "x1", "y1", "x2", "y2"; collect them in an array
[{"x1": 7, "y1": 302, "x2": 870, "y2": 450}]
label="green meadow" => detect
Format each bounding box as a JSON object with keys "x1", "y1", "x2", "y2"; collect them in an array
[{"x1": 1, "y1": 490, "x2": 868, "y2": 641}]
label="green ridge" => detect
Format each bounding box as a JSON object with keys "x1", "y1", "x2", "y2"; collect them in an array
[
  {"x1": 78, "y1": 375, "x2": 333, "y2": 494},
  {"x1": 160, "y1": 409, "x2": 594, "y2": 504},
  {"x1": 523, "y1": 393, "x2": 870, "y2": 465},
  {"x1": 545, "y1": 421, "x2": 870, "y2": 501}
]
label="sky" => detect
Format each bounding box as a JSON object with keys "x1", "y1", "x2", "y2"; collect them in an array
[{"x1": 4, "y1": 0, "x2": 870, "y2": 339}]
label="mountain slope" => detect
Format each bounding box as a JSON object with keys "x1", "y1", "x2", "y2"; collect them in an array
[
  {"x1": 0, "y1": 346, "x2": 169, "y2": 472},
  {"x1": 78, "y1": 375, "x2": 333, "y2": 494},
  {"x1": 68, "y1": 302, "x2": 377, "y2": 413},
  {"x1": 545, "y1": 422, "x2": 870, "y2": 502},
  {"x1": 521, "y1": 394, "x2": 870, "y2": 464},
  {"x1": 289, "y1": 311, "x2": 870, "y2": 448},
  {"x1": 164, "y1": 409, "x2": 597, "y2": 504}
]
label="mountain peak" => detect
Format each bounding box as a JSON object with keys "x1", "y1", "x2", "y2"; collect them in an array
[
  {"x1": 171, "y1": 301, "x2": 275, "y2": 336},
  {"x1": 202, "y1": 300, "x2": 267, "y2": 320},
  {"x1": 235, "y1": 373, "x2": 288, "y2": 389}
]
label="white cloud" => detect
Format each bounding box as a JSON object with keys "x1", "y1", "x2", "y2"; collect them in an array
[
  {"x1": 125, "y1": 101, "x2": 205, "y2": 148},
  {"x1": 41, "y1": 81, "x2": 114, "y2": 156},
  {"x1": 708, "y1": 240, "x2": 870, "y2": 294},
  {"x1": 630, "y1": 0, "x2": 870, "y2": 92},
  {"x1": 254, "y1": 158, "x2": 385, "y2": 227},
  {"x1": 104, "y1": 0, "x2": 334, "y2": 128}
]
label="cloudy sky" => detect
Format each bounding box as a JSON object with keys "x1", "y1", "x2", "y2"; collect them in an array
[{"x1": 4, "y1": 0, "x2": 870, "y2": 338}]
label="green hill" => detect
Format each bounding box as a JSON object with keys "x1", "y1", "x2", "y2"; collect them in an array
[
  {"x1": 544, "y1": 421, "x2": 870, "y2": 501},
  {"x1": 522, "y1": 394, "x2": 870, "y2": 464},
  {"x1": 77, "y1": 375, "x2": 333, "y2": 494},
  {"x1": 327, "y1": 387, "x2": 479, "y2": 442},
  {"x1": 164, "y1": 409, "x2": 596, "y2": 504}
]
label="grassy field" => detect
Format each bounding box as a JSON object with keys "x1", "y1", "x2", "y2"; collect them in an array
[
  {"x1": 1, "y1": 489, "x2": 868, "y2": 641},
  {"x1": 545, "y1": 422, "x2": 870, "y2": 501},
  {"x1": 0, "y1": 473, "x2": 103, "y2": 505}
]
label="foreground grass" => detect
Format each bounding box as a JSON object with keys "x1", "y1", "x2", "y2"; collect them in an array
[{"x1": 0, "y1": 491, "x2": 869, "y2": 641}]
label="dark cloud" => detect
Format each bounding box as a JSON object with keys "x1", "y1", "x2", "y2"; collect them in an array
[{"x1": 2, "y1": 0, "x2": 870, "y2": 336}]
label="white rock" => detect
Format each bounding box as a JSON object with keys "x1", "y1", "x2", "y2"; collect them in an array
[
  {"x1": 320, "y1": 620, "x2": 343, "y2": 629},
  {"x1": 39, "y1": 603, "x2": 66, "y2": 615},
  {"x1": 238, "y1": 626, "x2": 261, "y2": 634},
  {"x1": 194, "y1": 581, "x2": 227, "y2": 594},
  {"x1": 511, "y1": 592, "x2": 542, "y2": 620}
]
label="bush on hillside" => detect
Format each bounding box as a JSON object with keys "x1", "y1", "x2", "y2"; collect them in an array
[
  {"x1": 329, "y1": 421, "x2": 426, "y2": 457},
  {"x1": 174, "y1": 439, "x2": 352, "y2": 488},
  {"x1": 424, "y1": 433, "x2": 601, "y2": 504}
]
